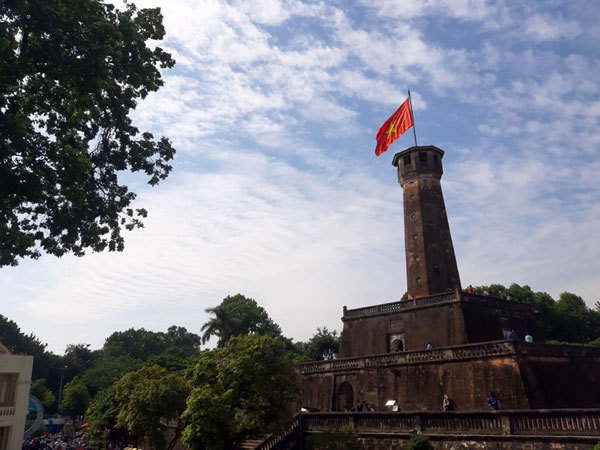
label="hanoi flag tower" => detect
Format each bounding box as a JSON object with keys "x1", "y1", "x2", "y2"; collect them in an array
[
  {"x1": 300, "y1": 134, "x2": 600, "y2": 413},
  {"x1": 375, "y1": 94, "x2": 460, "y2": 298},
  {"x1": 392, "y1": 146, "x2": 461, "y2": 299}
]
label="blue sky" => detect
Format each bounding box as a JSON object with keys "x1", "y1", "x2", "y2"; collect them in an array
[{"x1": 2, "y1": 0, "x2": 600, "y2": 353}]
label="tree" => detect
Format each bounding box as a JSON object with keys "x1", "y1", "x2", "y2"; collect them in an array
[
  {"x1": 182, "y1": 335, "x2": 300, "y2": 450},
  {"x1": 115, "y1": 365, "x2": 190, "y2": 450},
  {"x1": 144, "y1": 347, "x2": 199, "y2": 372},
  {"x1": 30, "y1": 378, "x2": 56, "y2": 408},
  {"x1": 298, "y1": 327, "x2": 341, "y2": 362},
  {"x1": 466, "y1": 283, "x2": 600, "y2": 345},
  {"x1": 59, "y1": 377, "x2": 90, "y2": 417},
  {"x1": 549, "y1": 292, "x2": 600, "y2": 343},
  {"x1": 63, "y1": 343, "x2": 99, "y2": 381},
  {"x1": 103, "y1": 328, "x2": 169, "y2": 360},
  {"x1": 103, "y1": 326, "x2": 201, "y2": 360},
  {"x1": 85, "y1": 386, "x2": 123, "y2": 448},
  {"x1": 200, "y1": 303, "x2": 234, "y2": 348},
  {"x1": 532, "y1": 291, "x2": 556, "y2": 338},
  {"x1": 81, "y1": 355, "x2": 143, "y2": 397},
  {"x1": 0, "y1": 314, "x2": 47, "y2": 356},
  {"x1": 407, "y1": 434, "x2": 432, "y2": 450},
  {"x1": 0, "y1": 314, "x2": 63, "y2": 385},
  {"x1": 165, "y1": 326, "x2": 202, "y2": 356},
  {"x1": 201, "y1": 294, "x2": 282, "y2": 347},
  {"x1": 0, "y1": 0, "x2": 175, "y2": 266},
  {"x1": 506, "y1": 283, "x2": 535, "y2": 304},
  {"x1": 86, "y1": 386, "x2": 120, "y2": 430},
  {"x1": 304, "y1": 425, "x2": 361, "y2": 450}
]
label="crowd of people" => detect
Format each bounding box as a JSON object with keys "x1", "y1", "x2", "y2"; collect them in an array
[{"x1": 22, "y1": 433, "x2": 86, "y2": 450}]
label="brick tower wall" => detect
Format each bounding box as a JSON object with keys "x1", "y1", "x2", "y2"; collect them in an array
[
  {"x1": 338, "y1": 293, "x2": 538, "y2": 358},
  {"x1": 393, "y1": 146, "x2": 461, "y2": 299},
  {"x1": 299, "y1": 343, "x2": 600, "y2": 412}
]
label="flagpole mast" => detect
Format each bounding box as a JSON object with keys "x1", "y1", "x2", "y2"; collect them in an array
[{"x1": 408, "y1": 89, "x2": 418, "y2": 147}]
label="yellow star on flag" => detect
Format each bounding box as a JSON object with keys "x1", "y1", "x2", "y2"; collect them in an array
[
  {"x1": 375, "y1": 97, "x2": 414, "y2": 156},
  {"x1": 386, "y1": 121, "x2": 397, "y2": 139}
]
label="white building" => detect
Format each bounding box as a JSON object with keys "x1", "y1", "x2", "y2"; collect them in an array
[{"x1": 0, "y1": 342, "x2": 33, "y2": 450}]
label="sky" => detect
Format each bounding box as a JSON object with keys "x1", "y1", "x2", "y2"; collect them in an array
[{"x1": 2, "y1": 0, "x2": 600, "y2": 354}]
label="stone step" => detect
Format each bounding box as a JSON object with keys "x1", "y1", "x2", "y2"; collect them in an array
[{"x1": 233, "y1": 438, "x2": 266, "y2": 449}]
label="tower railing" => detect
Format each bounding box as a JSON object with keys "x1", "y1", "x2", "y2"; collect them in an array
[
  {"x1": 342, "y1": 290, "x2": 536, "y2": 320},
  {"x1": 301, "y1": 410, "x2": 600, "y2": 436},
  {"x1": 342, "y1": 291, "x2": 459, "y2": 320},
  {"x1": 297, "y1": 340, "x2": 600, "y2": 375},
  {"x1": 297, "y1": 340, "x2": 515, "y2": 374}
]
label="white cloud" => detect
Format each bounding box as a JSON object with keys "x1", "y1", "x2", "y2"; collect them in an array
[
  {"x1": 360, "y1": 0, "x2": 493, "y2": 21},
  {"x1": 524, "y1": 13, "x2": 581, "y2": 42}
]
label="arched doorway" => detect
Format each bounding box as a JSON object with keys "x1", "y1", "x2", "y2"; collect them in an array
[
  {"x1": 391, "y1": 338, "x2": 404, "y2": 352},
  {"x1": 389, "y1": 333, "x2": 405, "y2": 352},
  {"x1": 337, "y1": 381, "x2": 354, "y2": 411}
]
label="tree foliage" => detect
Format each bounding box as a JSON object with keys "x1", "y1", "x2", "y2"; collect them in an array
[
  {"x1": 0, "y1": 313, "x2": 47, "y2": 356},
  {"x1": 0, "y1": 0, "x2": 175, "y2": 266},
  {"x1": 30, "y1": 378, "x2": 55, "y2": 408},
  {"x1": 115, "y1": 365, "x2": 190, "y2": 450},
  {"x1": 407, "y1": 434, "x2": 432, "y2": 450},
  {"x1": 86, "y1": 386, "x2": 119, "y2": 430},
  {"x1": 296, "y1": 327, "x2": 340, "y2": 362},
  {"x1": 201, "y1": 294, "x2": 282, "y2": 347},
  {"x1": 81, "y1": 355, "x2": 143, "y2": 397},
  {"x1": 0, "y1": 314, "x2": 62, "y2": 386},
  {"x1": 304, "y1": 425, "x2": 361, "y2": 450},
  {"x1": 165, "y1": 325, "x2": 203, "y2": 356},
  {"x1": 144, "y1": 347, "x2": 199, "y2": 372},
  {"x1": 59, "y1": 377, "x2": 90, "y2": 417},
  {"x1": 468, "y1": 283, "x2": 600, "y2": 344},
  {"x1": 103, "y1": 326, "x2": 200, "y2": 360},
  {"x1": 63, "y1": 343, "x2": 99, "y2": 382},
  {"x1": 182, "y1": 335, "x2": 300, "y2": 450}
]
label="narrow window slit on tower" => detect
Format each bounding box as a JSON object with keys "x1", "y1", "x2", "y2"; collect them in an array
[
  {"x1": 419, "y1": 152, "x2": 427, "y2": 162},
  {"x1": 404, "y1": 155, "x2": 411, "y2": 166}
]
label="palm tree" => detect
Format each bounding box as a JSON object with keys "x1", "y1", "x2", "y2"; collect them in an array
[
  {"x1": 201, "y1": 294, "x2": 283, "y2": 348},
  {"x1": 201, "y1": 304, "x2": 233, "y2": 348}
]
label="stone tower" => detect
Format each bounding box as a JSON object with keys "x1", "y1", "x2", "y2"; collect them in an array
[{"x1": 392, "y1": 145, "x2": 461, "y2": 299}]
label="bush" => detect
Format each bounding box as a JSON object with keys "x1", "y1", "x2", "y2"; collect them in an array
[
  {"x1": 592, "y1": 441, "x2": 600, "y2": 450},
  {"x1": 304, "y1": 425, "x2": 361, "y2": 449},
  {"x1": 407, "y1": 434, "x2": 432, "y2": 450}
]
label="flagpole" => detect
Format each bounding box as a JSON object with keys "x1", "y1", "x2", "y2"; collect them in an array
[{"x1": 408, "y1": 89, "x2": 418, "y2": 147}]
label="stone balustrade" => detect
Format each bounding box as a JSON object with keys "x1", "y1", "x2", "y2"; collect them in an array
[
  {"x1": 0, "y1": 407, "x2": 15, "y2": 417},
  {"x1": 301, "y1": 409, "x2": 600, "y2": 436},
  {"x1": 298, "y1": 340, "x2": 600, "y2": 375},
  {"x1": 342, "y1": 292, "x2": 459, "y2": 320},
  {"x1": 342, "y1": 291, "x2": 536, "y2": 321},
  {"x1": 297, "y1": 340, "x2": 515, "y2": 374},
  {"x1": 0, "y1": 406, "x2": 15, "y2": 427},
  {"x1": 250, "y1": 409, "x2": 600, "y2": 448}
]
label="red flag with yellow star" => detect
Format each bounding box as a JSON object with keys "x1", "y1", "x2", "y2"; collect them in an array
[{"x1": 375, "y1": 98, "x2": 413, "y2": 156}]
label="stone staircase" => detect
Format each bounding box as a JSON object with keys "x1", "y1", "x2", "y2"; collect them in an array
[
  {"x1": 233, "y1": 438, "x2": 267, "y2": 449},
  {"x1": 233, "y1": 415, "x2": 302, "y2": 450}
]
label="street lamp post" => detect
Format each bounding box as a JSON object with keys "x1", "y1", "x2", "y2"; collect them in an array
[{"x1": 57, "y1": 366, "x2": 67, "y2": 415}]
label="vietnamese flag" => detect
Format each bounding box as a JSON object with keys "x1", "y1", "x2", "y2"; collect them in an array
[{"x1": 375, "y1": 98, "x2": 414, "y2": 156}]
